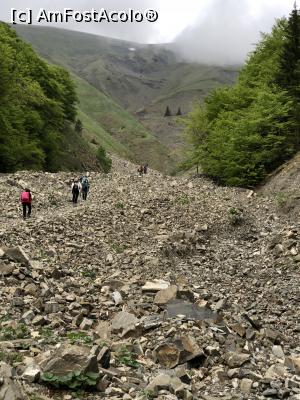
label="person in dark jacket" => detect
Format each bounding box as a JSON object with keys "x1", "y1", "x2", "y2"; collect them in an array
[{"x1": 71, "y1": 180, "x2": 81, "y2": 204}]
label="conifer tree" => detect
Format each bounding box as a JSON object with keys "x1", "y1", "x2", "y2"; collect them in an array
[
  {"x1": 275, "y1": 3, "x2": 300, "y2": 148},
  {"x1": 176, "y1": 107, "x2": 182, "y2": 116},
  {"x1": 164, "y1": 106, "x2": 172, "y2": 117},
  {"x1": 275, "y1": 3, "x2": 300, "y2": 99},
  {"x1": 75, "y1": 119, "x2": 83, "y2": 134}
]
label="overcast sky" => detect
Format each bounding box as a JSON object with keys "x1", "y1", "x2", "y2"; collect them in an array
[{"x1": 0, "y1": 0, "x2": 295, "y2": 64}]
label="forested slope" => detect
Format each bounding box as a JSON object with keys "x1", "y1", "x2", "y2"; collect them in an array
[
  {"x1": 0, "y1": 22, "x2": 101, "y2": 172},
  {"x1": 184, "y1": 6, "x2": 300, "y2": 187}
]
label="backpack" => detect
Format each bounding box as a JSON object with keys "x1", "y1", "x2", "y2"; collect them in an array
[
  {"x1": 81, "y1": 177, "x2": 89, "y2": 189},
  {"x1": 21, "y1": 191, "x2": 30, "y2": 202},
  {"x1": 73, "y1": 183, "x2": 79, "y2": 193}
]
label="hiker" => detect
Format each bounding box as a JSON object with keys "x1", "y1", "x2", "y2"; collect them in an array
[
  {"x1": 143, "y1": 163, "x2": 149, "y2": 174},
  {"x1": 137, "y1": 165, "x2": 143, "y2": 177},
  {"x1": 80, "y1": 175, "x2": 90, "y2": 201},
  {"x1": 71, "y1": 179, "x2": 81, "y2": 204},
  {"x1": 20, "y1": 188, "x2": 32, "y2": 219}
]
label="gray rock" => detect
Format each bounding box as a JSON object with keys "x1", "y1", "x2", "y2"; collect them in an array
[
  {"x1": 111, "y1": 311, "x2": 138, "y2": 333},
  {"x1": 272, "y1": 345, "x2": 285, "y2": 359},
  {"x1": 22, "y1": 364, "x2": 41, "y2": 383},
  {"x1": 240, "y1": 378, "x2": 252, "y2": 394},
  {"x1": 3, "y1": 246, "x2": 30, "y2": 266},
  {"x1": 154, "y1": 285, "x2": 178, "y2": 305},
  {"x1": 225, "y1": 352, "x2": 250, "y2": 368},
  {"x1": 40, "y1": 344, "x2": 99, "y2": 376},
  {"x1": 142, "y1": 280, "x2": 170, "y2": 292}
]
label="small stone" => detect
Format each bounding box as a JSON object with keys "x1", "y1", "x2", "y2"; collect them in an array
[
  {"x1": 225, "y1": 352, "x2": 250, "y2": 368},
  {"x1": 240, "y1": 378, "x2": 252, "y2": 393},
  {"x1": 44, "y1": 301, "x2": 61, "y2": 314},
  {"x1": 265, "y1": 363, "x2": 287, "y2": 380},
  {"x1": 4, "y1": 246, "x2": 30, "y2": 265},
  {"x1": 285, "y1": 357, "x2": 300, "y2": 374},
  {"x1": 80, "y1": 318, "x2": 94, "y2": 330},
  {"x1": 262, "y1": 388, "x2": 278, "y2": 397},
  {"x1": 111, "y1": 311, "x2": 138, "y2": 333},
  {"x1": 11, "y1": 297, "x2": 24, "y2": 307},
  {"x1": 112, "y1": 291, "x2": 123, "y2": 305},
  {"x1": 142, "y1": 280, "x2": 170, "y2": 292},
  {"x1": 272, "y1": 345, "x2": 285, "y2": 359},
  {"x1": 154, "y1": 285, "x2": 178, "y2": 305},
  {"x1": 23, "y1": 364, "x2": 41, "y2": 383}
]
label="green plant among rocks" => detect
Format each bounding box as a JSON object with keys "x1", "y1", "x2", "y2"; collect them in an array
[
  {"x1": 81, "y1": 269, "x2": 96, "y2": 279},
  {"x1": 228, "y1": 207, "x2": 244, "y2": 226},
  {"x1": 0, "y1": 323, "x2": 30, "y2": 341},
  {"x1": 29, "y1": 395, "x2": 44, "y2": 400},
  {"x1": 111, "y1": 243, "x2": 125, "y2": 254},
  {"x1": 39, "y1": 328, "x2": 59, "y2": 345},
  {"x1": 66, "y1": 331, "x2": 93, "y2": 345},
  {"x1": 41, "y1": 371, "x2": 99, "y2": 390},
  {"x1": 275, "y1": 192, "x2": 288, "y2": 208},
  {"x1": 115, "y1": 202, "x2": 124, "y2": 210},
  {"x1": 176, "y1": 194, "x2": 190, "y2": 205},
  {"x1": 48, "y1": 193, "x2": 59, "y2": 206},
  {"x1": 116, "y1": 346, "x2": 139, "y2": 369},
  {"x1": 0, "y1": 350, "x2": 23, "y2": 365},
  {"x1": 141, "y1": 389, "x2": 156, "y2": 400}
]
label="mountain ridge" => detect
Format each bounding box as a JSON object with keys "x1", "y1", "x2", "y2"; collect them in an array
[{"x1": 13, "y1": 24, "x2": 239, "y2": 172}]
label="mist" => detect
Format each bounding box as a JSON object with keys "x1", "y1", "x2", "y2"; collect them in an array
[
  {"x1": 0, "y1": 0, "x2": 295, "y2": 64},
  {"x1": 173, "y1": 0, "x2": 294, "y2": 65}
]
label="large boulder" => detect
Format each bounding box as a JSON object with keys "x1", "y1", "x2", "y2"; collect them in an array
[
  {"x1": 3, "y1": 246, "x2": 30, "y2": 266},
  {"x1": 153, "y1": 336, "x2": 205, "y2": 369},
  {"x1": 40, "y1": 344, "x2": 99, "y2": 376}
]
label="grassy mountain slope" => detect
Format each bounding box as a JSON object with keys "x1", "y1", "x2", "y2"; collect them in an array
[{"x1": 74, "y1": 74, "x2": 172, "y2": 171}]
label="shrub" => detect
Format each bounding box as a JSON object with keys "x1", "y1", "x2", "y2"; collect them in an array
[{"x1": 96, "y1": 146, "x2": 112, "y2": 173}]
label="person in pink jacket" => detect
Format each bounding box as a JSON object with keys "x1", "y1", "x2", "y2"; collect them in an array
[{"x1": 20, "y1": 188, "x2": 32, "y2": 219}]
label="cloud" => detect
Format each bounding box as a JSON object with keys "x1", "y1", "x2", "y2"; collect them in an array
[
  {"x1": 172, "y1": 0, "x2": 294, "y2": 65},
  {"x1": 0, "y1": 0, "x2": 296, "y2": 63}
]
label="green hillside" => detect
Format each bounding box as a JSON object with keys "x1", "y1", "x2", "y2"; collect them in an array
[
  {"x1": 14, "y1": 25, "x2": 238, "y2": 170},
  {"x1": 74, "y1": 74, "x2": 172, "y2": 171},
  {"x1": 0, "y1": 22, "x2": 101, "y2": 172}
]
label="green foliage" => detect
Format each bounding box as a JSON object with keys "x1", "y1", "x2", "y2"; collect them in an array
[
  {"x1": 0, "y1": 350, "x2": 23, "y2": 365},
  {"x1": 75, "y1": 119, "x2": 83, "y2": 134},
  {"x1": 96, "y1": 146, "x2": 112, "y2": 173},
  {"x1": 29, "y1": 395, "x2": 44, "y2": 400},
  {"x1": 0, "y1": 324, "x2": 30, "y2": 341},
  {"x1": 141, "y1": 390, "x2": 156, "y2": 400},
  {"x1": 111, "y1": 243, "x2": 125, "y2": 254},
  {"x1": 41, "y1": 371, "x2": 99, "y2": 390},
  {"x1": 176, "y1": 193, "x2": 190, "y2": 205},
  {"x1": 184, "y1": 10, "x2": 300, "y2": 187},
  {"x1": 0, "y1": 23, "x2": 78, "y2": 172},
  {"x1": 228, "y1": 207, "x2": 244, "y2": 225},
  {"x1": 81, "y1": 269, "x2": 96, "y2": 279},
  {"x1": 115, "y1": 202, "x2": 124, "y2": 210},
  {"x1": 275, "y1": 192, "x2": 288, "y2": 208},
  {"x1": 66, "y1": 331, "x2": 93, "y2": 345},
  {"x1": 116, "y1": 346, "x2": 139, "y2": 369},
  {"x1": 39, "y1": 328, "x2": 59, "y2": 345}
]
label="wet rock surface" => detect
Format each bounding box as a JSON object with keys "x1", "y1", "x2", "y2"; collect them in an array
[{"x1": 0, "y1": 158, "x2": 299, "y2": 399}]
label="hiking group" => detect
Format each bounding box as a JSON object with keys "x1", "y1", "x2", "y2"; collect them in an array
[
  {"x1": 71, "y1": 175, "x2": 90, "y2": 204},
  {"x1": 20, "y1": 163, "x2": 148, "y2": 219},
  {"x1": 138, "y1": 163, "x2": 148, "y2": 177},
  {"x1": 20, "y1": 174, "x2": 90, "y2": 219}
]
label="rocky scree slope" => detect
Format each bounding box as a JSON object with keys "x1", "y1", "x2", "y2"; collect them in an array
[{"x1": 0, "y1": 159, "x2": 299, "y2": 400}]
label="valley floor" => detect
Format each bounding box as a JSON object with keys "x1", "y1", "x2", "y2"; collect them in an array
[{"x1": 0, "y1": 158, "x2": 299, "y2": 399}]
